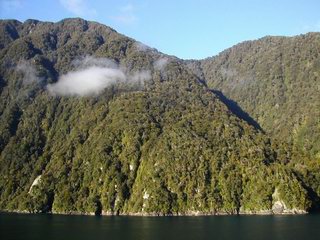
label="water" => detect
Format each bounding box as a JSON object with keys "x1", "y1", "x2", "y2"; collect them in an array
[{"x1": 1, "y1": 213, "x2": 320, "y2": 240}]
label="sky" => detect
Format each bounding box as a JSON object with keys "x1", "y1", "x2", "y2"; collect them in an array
[{"x1": 1, "y1": 0, "x2": 320, "y2": 59}]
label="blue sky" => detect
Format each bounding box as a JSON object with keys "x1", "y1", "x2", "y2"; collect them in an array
[{"x1": 1, "y1": 0, "x2": 320, "y2": 59}]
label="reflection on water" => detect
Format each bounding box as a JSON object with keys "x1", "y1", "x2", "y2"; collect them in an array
[{"x1": 0, "y1": 213, "x2": 320, "y2": 240}]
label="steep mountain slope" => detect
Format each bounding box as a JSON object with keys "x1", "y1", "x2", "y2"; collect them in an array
[
  {"x1": 0, "y1": 18, "x2": 315, "y2": 215},
  {"x1": 192, "y1": 34, "x2": 320, "y2": 158},
  {"x1": 187, "y1": 33, "x2": 320, "y2": 208}
]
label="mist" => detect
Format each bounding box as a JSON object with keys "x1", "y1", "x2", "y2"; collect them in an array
[
  {"x1": 134, "y1": 42, "x2": 151, "y2": 52},
  {"x1": 129, "y1": 70, "x2": 151, "y2": 84},
  {"x1": 16, "y1": 61, "x2": 43, "y2": 85},
  {"x1": 47, "y1": 56, "x2": 151, "y2": 96},
  {"x1": 220, "y1": 67, "x2": 255, "y2": 90},
  {"x1": 72, "y1": 56, "x2": 117, "y2": 69},
  {"x1": 47, "y1": 66, "x2": 126, "y2": 96},
  {"x1": 154, "y1": 57, "x2": 170, "y2": 71}
]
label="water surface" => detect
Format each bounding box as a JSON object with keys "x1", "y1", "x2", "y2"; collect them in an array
[{"x1": 1, "y1": 213, "x2": 320, "y2": 240}]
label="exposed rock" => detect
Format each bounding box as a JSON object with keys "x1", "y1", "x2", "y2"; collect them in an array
[
  {"x1": 129, "y1": 164, "x2": 134, "y2": 171},
  {"x1": 143, "y1": 191, "x2": 150, "y2": 200},
  {"x1": 272, "y1": 200, "x2": 286, "y2": 214},
  {"x1": 0, "y1": 18, "x2": 316, "y2": 215},
  {"x1": 28, "y1": 175, "x2": 42, "y2": 194}
]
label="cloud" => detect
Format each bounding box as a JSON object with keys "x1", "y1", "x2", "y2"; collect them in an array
[
  {"x1": 16, "y1": 61, "x2": 43, "y2": 85},
  {"x1": 47, "y1": 67, "x2": 125, "y2": 96},
  {"x1": 59, "y1": 0, "x2": 96, "y2": 17},
  {"x1": 129, "y1": 70, "x2": 151, "y2": 84},
  {"x1": 72, "y1": 55, "x2": 117, "y2": 69},
  {"x1": 134, "y1": 42, "x2": 151, "y2": 52},
  {"x1": 110, "y1": 3, "x2": 137, "y2": 25},
  {"x1": 154, "y1": 57, "x2": 170, "y2": 71},
  {"x1": 0, "y1": 0, "x2": 23, "y2": 12},
  {"x1": 220, "y1": 67, "x2": 255, "y2": 90},
  {"x1": 47, "y1": 56, "x2": 151, "y2": 96},
  {"x1": 220, "y1": 67, "x2": 237, "y2": 79}
]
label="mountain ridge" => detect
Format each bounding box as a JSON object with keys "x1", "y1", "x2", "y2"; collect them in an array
[{"x1": 0, "y1": 18, "x2": 319, "y2": 215}]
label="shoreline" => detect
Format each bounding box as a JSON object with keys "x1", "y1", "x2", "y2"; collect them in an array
[{"x1": 0, "y1": 209, "x2": 308, "y2": 217}]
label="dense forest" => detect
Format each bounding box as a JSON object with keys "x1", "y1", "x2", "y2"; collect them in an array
[{"x1": 0, "y1": 18, "x2": 318, "y2": 215}]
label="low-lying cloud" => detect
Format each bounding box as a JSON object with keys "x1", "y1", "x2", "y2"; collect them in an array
[
  {"x1": 47, "y1": 66, "x2": 126, "y2": 96},
  {"x1": 134, "y1": 42, "x2": 151, "y2": 52},
  {"x1": 72, "y1": 56, "x2": 117, "y2": 69},
  {"x1": 47, "y1": 56, "x2": 151, "y2": 96},
  {"x1": 154, "y1": 57, "x2": 170, "y2": 71},
  {"x1": 220, "y1": 67, "x2": 255, "y2": 90},
  {"x1": 16, "y1": 61, "x2": 43, "y2": 85},
  {"x1": 129, "y1": 70, "x2": 151, "y2": 84}
]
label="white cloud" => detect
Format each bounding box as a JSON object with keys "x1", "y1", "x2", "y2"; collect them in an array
[
  {"x1": 134, "y1": 42, "x2": 151, "y2": 52},
  {"x1": 154, "y1": 57, "x2": 170, "y2": 71},
  {"x1": 59, "y1": 0, "x2": 96, "y2": 17},
  {"x1": 72, "y1": 55, "x2": 117, "y2": 69},
  {"x1": 129, "y1": 70, "x2": 151, "y2": 84},
  {"x1": 47, "y1": 66, "x2": 125, "y2": 96},
  {"x1": 16, "y1": 61, "x2": 43, "y2": 85},
  {"x1": 47, "y1": 56, "x2": 152, "y2": 96}
]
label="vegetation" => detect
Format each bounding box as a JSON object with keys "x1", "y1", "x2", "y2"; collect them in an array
[
  {"x1": 0, "y1": 18, "x2": 318, "y2": 215},
  {"x1": 187, "y1": 33, "x2": 320, "y2": 212}
]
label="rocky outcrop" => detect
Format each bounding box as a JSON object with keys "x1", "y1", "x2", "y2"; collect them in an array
[{"x1": 28, "y1": 175, "x2": 42, "y2": 194}]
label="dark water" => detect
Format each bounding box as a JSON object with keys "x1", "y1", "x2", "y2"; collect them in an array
[{"x1": 1, "y1": 213, "x2": 320, "y2": 240}]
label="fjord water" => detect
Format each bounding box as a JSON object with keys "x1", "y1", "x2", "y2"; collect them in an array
[{"x1": 1, "y1": 213, "x2": 320, "y2": 240}]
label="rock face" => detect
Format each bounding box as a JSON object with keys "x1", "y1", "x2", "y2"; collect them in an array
[
  {"x1": 272, "y1": 201, "x2": 286, "y2": 214},
  {"x1": 28, "y1": 175, "x2": 42, "y2": 194},
  {"x1": 271, "y1": 188, "x2": 285, "y2": 214},
  {"x1": 0, "y1": 18, "x2": 317, "y2": 215},
  {"x1": 270, "y1": 188, "x2": 307, "y2": 214}
]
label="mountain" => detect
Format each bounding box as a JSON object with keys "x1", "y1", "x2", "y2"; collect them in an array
[
  {"x1": 190, "y1": 34, "x2": 320, "y2": 156},
  {"x1": 187, "y1": 33, "x2": 320, "y2": 211},
  {"x1": 0, "y1": 18, "x2": 317, "y2": 215}
]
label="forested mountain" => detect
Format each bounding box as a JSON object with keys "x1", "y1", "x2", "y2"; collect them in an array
[
  {"x1": 190, "y1": 33, "x2": 320, "y2": 157},
  {"x1": 187, "y1": 33, "x2": 320, "y2": 212},
  {"x1": 0, "y1": 18, "x2": 318, "y2": 215}
]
